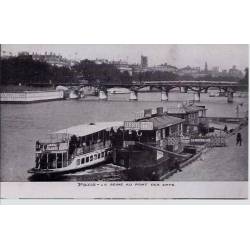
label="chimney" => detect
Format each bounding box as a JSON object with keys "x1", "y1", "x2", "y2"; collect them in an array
[
  {"x1": 144, "y1": 109, "x2": 152, "y2": 118},
  {"x1": 156, "y1": 107, "x2": 164, "y2": 115}
]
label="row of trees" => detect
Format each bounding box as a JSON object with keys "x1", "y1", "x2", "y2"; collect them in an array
[
  {"x1": 73, "y1": 60, "x2": 131, "y2": 84},
  {"x1": 1, "y1": 56, "x2": 75, "y2": 85},
  {"x1": 1, "y1": 56, "x2": 248, "y2": 87},
  {"x1": 1, "y1": 57, "x2": 132, "y2": 86}
]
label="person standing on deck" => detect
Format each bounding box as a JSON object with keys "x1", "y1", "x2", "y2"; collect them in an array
[{"x1": 236, "y1": 132, "x2": 242, "y2": 146}]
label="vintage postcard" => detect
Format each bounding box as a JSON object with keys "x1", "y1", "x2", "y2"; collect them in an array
[{"x1": 0, "y1": 44, "x2": 248, "y2": 200}]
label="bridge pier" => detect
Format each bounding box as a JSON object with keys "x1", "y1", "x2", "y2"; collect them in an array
[
  {"x1": 194, "y1": 91, "x2": 201, "y2": 102},
  {"x1": 161, "y1": 91, "x2": 168, "y2": 101},
  {"x1": 80, "y1": 91, "x2": 85, "y2": 98},
  {"x1": 79, "y1": 88, "x2": 85, "y2": 98},
  {"x1": 227, "y1": 92, "x2": 234, "y2": 103},
  {"x1": 98, "y1": 90, "x2": 108, "y2": 100},
  {"x1": 129, "y1": 90, "x2": 138, "y2": 101},
  {"x1": 181, "y1": 87, "x2": 188, "y2": 93}
]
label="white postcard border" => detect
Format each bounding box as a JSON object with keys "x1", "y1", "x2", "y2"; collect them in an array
[{"x1": 0, "y1": 181, "x2": 248, "y2": 200}]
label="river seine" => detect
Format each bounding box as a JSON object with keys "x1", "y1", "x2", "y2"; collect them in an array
[{"x1": 0, "y1": 92, "x2": 248, "y2": 181}]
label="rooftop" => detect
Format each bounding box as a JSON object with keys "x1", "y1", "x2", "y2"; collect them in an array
[
  {"x1": 141, "y1": 115, "x2": 184, "y2": 129},
  {"x1": 54, "y1": 121, "x2": 123, "y2": 137},
  {"x1": 167, "y1": 105, "x2": 207, "y2": 115}
]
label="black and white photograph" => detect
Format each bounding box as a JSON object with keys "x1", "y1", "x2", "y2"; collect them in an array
[
  {"x1": 0, "y1": 44, "x2": 248, "y2": 199},
  {"x1": 1, "y1": 2, "x2": 250, "y2": 250}
]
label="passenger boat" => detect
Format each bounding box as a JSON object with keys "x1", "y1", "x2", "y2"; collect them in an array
[
  {"x1": 209, "y1": 92, "x2": 218, "y2": 97},
  {"x1": 28, "y1": 121, "x2": 123, "y2": 176},
  {"x1": 107, "y1": 88, "x2": 130, "y2": 94},
  {"x1": 69, "y1": 90, "x2": 79, "y2": 99}
]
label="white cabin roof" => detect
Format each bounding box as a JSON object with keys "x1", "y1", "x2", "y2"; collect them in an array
[{"x1": 54, "y1": 121, "x2": 124, "y2": 137}]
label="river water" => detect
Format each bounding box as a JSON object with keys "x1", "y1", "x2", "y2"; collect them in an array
[{"x1": 0, "y1": 91, "x2": 248, "y2": 181}]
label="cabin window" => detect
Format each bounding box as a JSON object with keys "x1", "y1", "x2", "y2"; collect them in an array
[
  {"x1": 90, "y1": 155, "x2": 93, "y2": 161},
  {"x1": 162, "y1": 129, "x2": 166, "y2": 139},
  {"x1": 86, "y1": 157, "x2": 89, "y2": 163},
  {"x1": 156, "y1": 130, "x2": 161, "y2": 141},
  {"x1": 93, "y1": 132, "x2": 98, "y2": 143},
  {"x1": 76, "y1": 159, "x2": 80, "y2": 166},
  {"x1": 81, "y1": 158, "x2": 85, "y2": 164},
  {"x1": 57, "y1": 153, "x2": 62, "y2": 168},
  {"x1": 94, "y1": 154, "x2": 97, "y2": 160},
  {"x1": 171, "y1": 125, "x2": 178, "y2": 134},
  {"x1": 48, "y1": 153, "x2": 56, "y2": 169},
  {"x1": 40, "y1": 154, "x2": 48, "y2": 169},
  {"x1": 98, "y1": 153, "x2": 101, "y2": 159},
  {"x1": 35, "y1": 154, "x2": 40, "y2": 168},
  {"x1": 101, "y1": 152, "x2": 105, "y2": 157},
  {"x1": 63, "y1": 152, "x2": 67, "y2": 168}
]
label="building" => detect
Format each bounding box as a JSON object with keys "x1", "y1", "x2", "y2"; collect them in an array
[
  {"x1": 141, "y1": 55, "x2": 148, "y2": 68},
  {"x1": 221, "y1": 69, "x2": 228, "y2": 77},
  {"x1": 121, "y1": 107, "x2": 185, "y2": 153},
  {"x1": 228, "y1": 65, "x2": 244, "y2": 79},
  {"x1": 166, "y1": 104, "x2": 207, "y2": 135},
  {"x1": 1, "y1": 50, "x2": 14, "y2": 59},
  {"x1": 132, "y1": 62, "x2": 178, "y2": 74},
  {"x1": 94, "y1": 58, "x2": 109, "y2": 64},
  {"x1": 204, "y1": 61, "x2": 208, "y2": 73},
  {"x1": 32, "y1": 52, "x2": 74, "y2": 68},
  {"x1": 177, "y1": 66, "x2": 201, "y2": 77},
  {"x1": 111, "y1": 60, "x2": 133, "y2": 76},
  {"x1": 211, "y1": 66, "x2": 220, "y2": 77},
  {"x1": 146, "y1": 64, "x2": 178, "y2": 73},
  {"x1": 17, "y1": 51, "x2": 33, "y2": 60}
]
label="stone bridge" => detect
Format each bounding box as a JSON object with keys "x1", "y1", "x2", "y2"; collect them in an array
[{"x1": 69, "y1": 80, "x2": 246, "y2": 103}]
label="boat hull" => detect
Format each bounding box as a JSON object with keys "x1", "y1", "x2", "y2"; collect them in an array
[{"x1": 28, "y1": 148, "x2": 112, "y2": 177}]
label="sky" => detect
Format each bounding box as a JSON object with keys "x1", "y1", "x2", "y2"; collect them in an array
[{"x1": 2, "y1": 44, "x2": 248, "y2": 71}]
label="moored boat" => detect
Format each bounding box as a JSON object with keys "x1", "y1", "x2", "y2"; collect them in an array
[
  {"x1": 28, "y1": 121, "x2": 123, "y2": 176},
  {"x1": 107, "y1": 88, "x2": 130, "y2": 94}
]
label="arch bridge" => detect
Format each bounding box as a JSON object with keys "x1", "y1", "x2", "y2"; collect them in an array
[{"x1": 76, "y1": 80, "x2": 246, "y2": 103}]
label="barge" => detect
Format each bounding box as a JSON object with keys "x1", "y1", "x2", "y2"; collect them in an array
[{"x1": 111, "y1": 107, "x2": 190, "y2": 180}]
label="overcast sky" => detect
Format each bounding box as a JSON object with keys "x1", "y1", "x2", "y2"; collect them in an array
[{"x1": 2, "y1": 44, "x2": 248, "y2": 71}]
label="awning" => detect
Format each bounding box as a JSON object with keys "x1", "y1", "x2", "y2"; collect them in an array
[
  {"x1": 54, "y1": 121, "x2": 124, "y2": 137},
  {"x1": 142, "y1": 115, "x2": 184, "y2": 129}
]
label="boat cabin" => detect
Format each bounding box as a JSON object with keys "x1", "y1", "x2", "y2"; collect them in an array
[
  {"x1": 112, "y1": 107, "x2": 185, "y2": 153},
  {"x1": 34, "y1": 121, "x2": 123, "y2": 171},
  {"x1": 166, "y1": 104, "x2": 207, "y2": 135},
  {"x1": 112, "y1": 108, "x2": 185, "y2": 175}
]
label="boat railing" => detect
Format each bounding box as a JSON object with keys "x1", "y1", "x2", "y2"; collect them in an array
[{"x1": 74, "y1": 140, "x2": 111, "y2": 156}]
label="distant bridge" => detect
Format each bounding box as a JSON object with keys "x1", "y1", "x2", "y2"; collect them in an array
[
  {"x1": 60, "y1": 80, "x2": 247, "y2": 102},
  {"x1": 101, "y1": 80, "x2": 243, "y2": 88}
]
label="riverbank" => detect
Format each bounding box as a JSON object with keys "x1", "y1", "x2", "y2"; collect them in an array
[
  {"x1": 0, "y1": 84, "x2": 54, "y2": 93},
  {"x1": 0, "y1": 90, "x2": 64, "y2": 103},
  {"x1": 167, "y1": 125, "x2": 248, "y2": 181}
]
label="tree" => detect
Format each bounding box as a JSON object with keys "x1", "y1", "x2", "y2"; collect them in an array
[
  {"x1": 239, "y1": 67, "x2": 248, "y2": 91},
  {"x1": 1, "y1": 56, "x2": 76, "y2": 86}
]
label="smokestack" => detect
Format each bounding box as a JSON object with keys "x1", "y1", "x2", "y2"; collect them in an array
[
  {"x1": 156, "y1": 107, "x2": 164, "y2": 115},
  {"x1": 144, "y1": 109, "x2": 152, "y2": 118}
]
